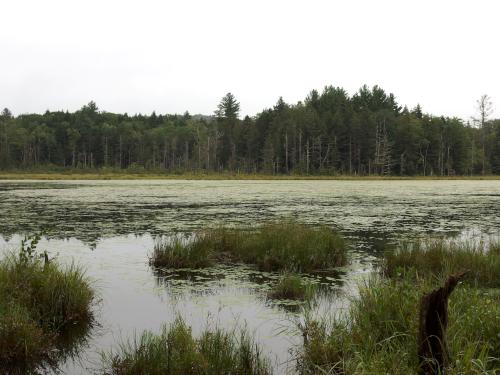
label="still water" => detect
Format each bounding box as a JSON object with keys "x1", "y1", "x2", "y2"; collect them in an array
[{"x1": 0, "y1": 180, "x2": 499, "y2": 374}]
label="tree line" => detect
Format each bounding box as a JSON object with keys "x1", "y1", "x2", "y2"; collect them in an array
[{"x1": 1, "y1": 85, "x2": 499, "y2": 175}]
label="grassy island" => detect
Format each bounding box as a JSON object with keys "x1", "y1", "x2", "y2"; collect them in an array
[
  {"x1": 267, "y1": 273, "x2": 316, "y2": 301},
  {"x1": 151, "y1": 222, "x2": 347, "y2": 272}
]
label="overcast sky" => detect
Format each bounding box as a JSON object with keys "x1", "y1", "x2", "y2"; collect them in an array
[{"x1": 1, "y1": 0, "x2": 499, "y2": 120}]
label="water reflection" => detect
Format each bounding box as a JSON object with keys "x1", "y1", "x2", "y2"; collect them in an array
[
  {"x1": 152, "y1": 264, "x2": 346, "y2": 314},
  {"x1": 2, "y1": 310, "x2": 96, "y2": 375}
]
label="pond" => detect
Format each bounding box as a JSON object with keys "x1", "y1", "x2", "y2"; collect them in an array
[{"x1": 0, "y1": 180, "x2": 499, "y2": 374}]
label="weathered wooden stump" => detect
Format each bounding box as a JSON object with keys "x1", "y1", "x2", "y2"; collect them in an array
[{"x1": 417, "y1": 270, "x2": 468, "y2": 374}]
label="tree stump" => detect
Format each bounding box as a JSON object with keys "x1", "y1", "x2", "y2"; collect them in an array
[{"x1": 417, "y1": 270, "x2": 468, "y2": 374}]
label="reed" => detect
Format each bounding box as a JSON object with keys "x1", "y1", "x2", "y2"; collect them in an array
[
  {"x1": 267, "y1": 273, "x2": 316, "y2": 301},
  {"x1": 298, "y1": 275, "x2": 499, "y2": 374},
  {"x1": 101, "y1": 317, "x2": 272, "y2": 375},
  {"x1": 0, "y1": 237, "x2": 94, "y2": 371},
  {"x1": 151, "y1": 234, "x2": 215, "y2": 269},
  {"x1": 383, "y1": 239, "x2": 500, "y2": 288},
  {"x1": 151, "y1": 222, "x2": 347, "y2": 272}
]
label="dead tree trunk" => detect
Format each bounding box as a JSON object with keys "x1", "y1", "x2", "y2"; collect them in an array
[{"x1": 418, "y1": 270, "x2": 468, "y2": 375}]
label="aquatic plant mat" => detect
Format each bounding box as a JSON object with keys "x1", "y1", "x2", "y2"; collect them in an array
[
  {"x1": 0, "y1": 237, "x2": 94, "y2": 373},
  {"x1": 151, "y1": 222, "x2": 347, "y2": 272},
  {"x1": 297, "y1": 240, "x2": 500, "y2": 374},
  {"x1": 100, "y1": 317, "x2": 273, "y2": 375},
  {"x1": 267, "y1": 272, "x2": 316, "y2": 301}
]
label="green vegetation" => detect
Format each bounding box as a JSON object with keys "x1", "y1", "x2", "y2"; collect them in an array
[
  {"x1": 267, "y1": 273, "x2": 316, "y2": 301},
  {"x1": 2, "y1": 171, "x2": 500, "y2": 180},
  {"x1": 151, "y1": 222, "x2": 347, "y2": 272},
  {"x1": 0, "y1": 236, "x2": 94, "y2": 372},
  {"x1": 383, "y1": 239, "x2": 500, "y2": 288},
  {"x1": 100, "y1": 317, "x2": 272, "y2": 375},
  {"x1": 298, "y1": 277, "x2": 499, "y2": 374},
  {"x1": 297, "y1": 240, "x2": 500, "y2": 374},
  {"x1": 151, "y1": 234, "x2": 214, "y2": 269},
  {"x1": 1, "y1": 88, "x2": 499, "y2": 176}
]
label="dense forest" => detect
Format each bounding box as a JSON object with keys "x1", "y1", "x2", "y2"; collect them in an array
[{"x1": 1, "y1": 85, "x2": 499, "y2": 175}]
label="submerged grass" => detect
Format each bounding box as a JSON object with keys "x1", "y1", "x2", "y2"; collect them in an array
[
  {"x1": 151, "y1": 222, "x2": 347, "y2": 272},
  {"x1": 267, "y1": 273, "x2": 316, "y2": 301},
  {"x1": 383, "y1": 239, "x2": 500, "y2": 288},
  {"x1": 101, "y1": 317, "x2": 272, "y2": 375},
  {"x1": 0, "y1": 239, "x2": 94, "y2": 372}
]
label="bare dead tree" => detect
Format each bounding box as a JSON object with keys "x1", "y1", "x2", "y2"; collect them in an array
[
  {"x1": 374, "y1": 117, "x2": 392, "y2": 175},
  {"x1": 475, "y1": 95, "x2": 493, "y2": 175}
]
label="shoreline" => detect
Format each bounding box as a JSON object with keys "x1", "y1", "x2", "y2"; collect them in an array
[{"x1": 0, "y1": 171, "x2": 499, "y2": 181}]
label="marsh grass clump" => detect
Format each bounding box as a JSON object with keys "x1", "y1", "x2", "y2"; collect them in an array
[
  {"x1": 267, "y1": 273, "x2": 316, "y2": 301},
  {"x1": 151, "y1": 234, "x2": 215, "y2": 269},
  {"x1": 101, "y1": 317, "x2": 273, "y2": 375},
  {"x1": 298, "y1": 276, "x2": 499, "y2": 374},
  {"x1": 298, "y1": 241, "x2": 500, "y2": 374},
  {"x1": 151, "y1": 222, "x2": 347, "y2": 272},
  {"x1": 0, "y1": 236, "x2": 94, "y2": 372},
  {"x1": 383, "y1": 239, "x2": 500, "y2": 288},
  {"x1": 219, "y1": 222, "x2": 347, "y2": 272}
]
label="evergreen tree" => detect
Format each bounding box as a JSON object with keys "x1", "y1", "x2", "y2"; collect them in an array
[{"x1": 0, "y1": 87, "x2": 497, "y2": 176}]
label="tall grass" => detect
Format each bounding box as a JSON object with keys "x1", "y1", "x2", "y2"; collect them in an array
[
  {"x1": 152, "y1": 222, "x2": 347, "y2": 272},
  {"x1": 151, "y1": 234, "x2": 214, "y2": 269},
  {"x1": 0, "y1": 238, "x2": 94, "y2": 372},
  {"x1": 383, "y1": 239, "x2": 500, "y2": 288},
  {"x1": 101, "y1": 317, "x2": 272, "y2": 375},
  {"x1": 298, "y1": 275, "x2": 499, "y2": 374},
  {"x1": 298, "y1": 239, "x2": 500, "y2": 374},
  {"x1": 267, "y1": 273, "x2": 316, "y2": 301}
]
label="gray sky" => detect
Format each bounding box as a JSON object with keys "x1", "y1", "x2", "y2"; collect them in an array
[{"x1": 1, "y1": 0, "x2": 499, "y2": 120}]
